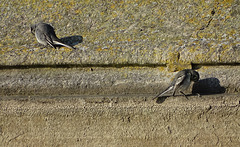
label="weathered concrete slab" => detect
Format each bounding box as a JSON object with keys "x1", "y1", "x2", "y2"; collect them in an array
[
  {"x1": 0, "y1": 94, "x2": 239, "y2": 146},
  {"x1": 0, "y1": 0, "x2": 239, "y2": 70},
  {"x1": 0, "y1": 66, "x2": 239, "y2": 96}
]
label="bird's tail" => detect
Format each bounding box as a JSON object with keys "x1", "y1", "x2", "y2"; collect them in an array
[
  {"x1": 53, "y1": 40, "x2": 76, "y2": 50},
  {"x1": 152, "y1": 86, "x2": 173, "y2": 100}
]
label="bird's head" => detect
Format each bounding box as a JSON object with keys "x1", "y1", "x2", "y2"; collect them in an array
[{"x1": 191, "y1": 70, "x2": 200, "y2": 82}]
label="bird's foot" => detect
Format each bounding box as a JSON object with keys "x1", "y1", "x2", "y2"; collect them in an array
[{"x1": 180, "y1": 91, "x2": 188, "y2": 100}]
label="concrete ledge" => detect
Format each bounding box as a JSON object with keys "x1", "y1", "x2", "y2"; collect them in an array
[
  {"x1": 0, "y1": 94, "x2": 239, "y2": 146},
  {"x1": 0, "y1": 1, "x2": 239, "y2": 95},
  {"x1": 0, "y1": 66, "x2": 239, "y2": 96}
]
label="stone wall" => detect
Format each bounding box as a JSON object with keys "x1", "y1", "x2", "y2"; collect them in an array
[{"x1": 0, "y1": 0, "x2": 239, "y2": 146}]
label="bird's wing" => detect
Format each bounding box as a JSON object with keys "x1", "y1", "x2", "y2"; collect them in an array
[
  {"x1": 174, "y1": 73, "x2": 187, "y2": 87},
  {"x1": 43, "y1": 33, "x2": 56, "y2": 49},
  {"x1": 172, "y1": 72, "x2": 190, "y2": 96}
]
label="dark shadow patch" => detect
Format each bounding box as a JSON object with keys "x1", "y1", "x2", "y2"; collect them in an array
[
  {"x1": 192, "y1": 77, "x2": 226, "y2": 95},
  {"x1": 155, "y1": 96, "x2": 168, "y2": 104},
  {"x1": 60, "y1": 35, "x2": 83, "y2": 46}
]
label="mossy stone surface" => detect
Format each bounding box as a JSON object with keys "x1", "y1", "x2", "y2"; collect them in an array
[{"x1": 0, "y1": 0, "x2": 239, "y2": 70}]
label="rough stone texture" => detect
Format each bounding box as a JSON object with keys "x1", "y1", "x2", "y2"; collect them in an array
[
  {"x1": 0, "y1": 94, "x2": 239, "y2": 146},
  {"x1": 0, "y1": 0, "x2": 239, "y2": 70}
]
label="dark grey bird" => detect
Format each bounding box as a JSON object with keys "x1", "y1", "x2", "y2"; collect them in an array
[
  {"x1": 153, "y1": 69, "x2": 199, "y2": 100},
  {"x1": 31, "y1": 22, "x2": 75, "y2": 50}
]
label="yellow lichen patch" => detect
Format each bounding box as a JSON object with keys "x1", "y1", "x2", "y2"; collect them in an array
[
  {"x1": 157, "y1": 66, "x2": 166, "y2": 72},
  {"x1": 227, "y1": 29, "x2": 237, "y2": 37},
  {"x1": 167, "y1": 63, "x2": 192, "y2": 72},
  {"x1": 111, "y1": 4, "x2": 115, "y2": 9},
  {"x1": 46, "y1": 3, "x2": 53, "y2": 8},
  {"x1": 62, "y1": 47, "x2": 73, "y2": 52},
  {"x1": 75, "y1": 9, "x2": 82, "y2": 14},
  {"x1": 96, "y1": 48, "x2": 109, "y2": 52}
]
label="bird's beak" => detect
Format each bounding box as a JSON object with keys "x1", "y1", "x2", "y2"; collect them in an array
[
  {"x1": 30, "y1": 28, "x2": 35, "y2": 35},
  {"x1": 30, "y1": 25, "x2": 36, "y2": 35}
]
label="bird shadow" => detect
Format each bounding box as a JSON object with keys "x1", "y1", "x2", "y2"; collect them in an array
[
  {"x1": 60, "y1": 35, "x2": 83, "y2": 46},
  {"x1": 155, "y1": 96, "x2": 168, "y2": 104},
  {"x1": 192, "y1": 77, "x2": 226, "y2": 95},
  {"x1": 154, "y1": 77, "x2": 225, "y2": 104}
]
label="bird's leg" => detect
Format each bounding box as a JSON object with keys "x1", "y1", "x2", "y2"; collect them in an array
[
  {"x1": 180, "y1": 91, "x2": 188, "y2": 99},
  {"x1": 196, "y1": 93, "x2": 201, "y2": 97},
  {"x1": 172, "y1": 90, "x2": 176, "y2": 96},
  {"x1": 152, "y1": 95, "x2": 158, "y2": 100}
]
